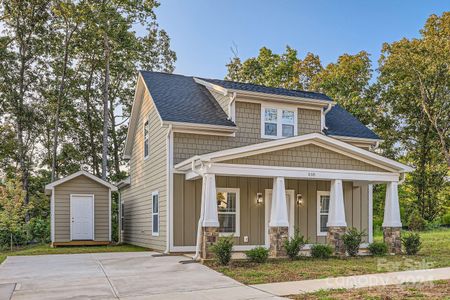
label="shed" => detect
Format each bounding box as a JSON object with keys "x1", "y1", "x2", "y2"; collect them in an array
[{"x1": 45, "y1": 170, "x2": 117, "y2": 246}]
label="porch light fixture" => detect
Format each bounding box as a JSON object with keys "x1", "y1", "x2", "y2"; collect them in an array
[
  {"x1": 256, "y1": 193, "x2": 263, "y2": 204},
  {"x1": 296, "y1": 194, "x2": 304, "y2": 206}
]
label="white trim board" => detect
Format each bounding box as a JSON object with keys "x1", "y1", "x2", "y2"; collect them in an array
[
  {"x1": 186, "y1": 163, "x2": 401, "y2": 182},
  {"x1": 45, "y1": 170, "x2": 117, "y2": 193}
]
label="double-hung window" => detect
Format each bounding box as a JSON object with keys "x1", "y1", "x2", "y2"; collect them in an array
[
  {"x1": 143, "y1": 120, "x2": 149, "y2": 159},
  {"x1": 216, "y1": 188, "x2": 240, "y2": 236},
  {"x1": 262, "y1": 106, "x2": 297, "y2": 139},
  {"x1": 317, "y1": 191, "x2": 330, "y2": 236},
  {"x1": 152, "y1": 192, "x2": 159, "y2": 236}
]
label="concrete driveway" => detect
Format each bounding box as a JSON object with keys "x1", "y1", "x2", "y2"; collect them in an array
[{"x1": 0, "y1": 252, "x2": 281, "y2": 300}]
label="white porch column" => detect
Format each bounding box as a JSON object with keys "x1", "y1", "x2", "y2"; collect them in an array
[
  {"x1": 269, "y1": 177, "x2": 289, "y2": 227},
  {"x1": 383, "y1": 181, "x2": 402, "y2": 254},
  {"x1": 326, "y1": 179, "x2": 347, "y2": 256},
  {"x1": 201, "y1": 173, "x2": 219, "y2": 227},
  {"x1": 382, "y1": 182, "x2": 402, "y2": 228},
  {"x1": 327, "y1": 179, "x2": 347, "y2": 227},
  {"x1": 268, "y1": 177, "x2": 289, "y2": 257},
  {"x1": 200, "y1": 173, "x2": 219, "y2": 259}
]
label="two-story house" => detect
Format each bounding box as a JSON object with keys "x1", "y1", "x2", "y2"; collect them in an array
[{"x1": 117, "y1": 71, "x2": 412, "y2": 258}]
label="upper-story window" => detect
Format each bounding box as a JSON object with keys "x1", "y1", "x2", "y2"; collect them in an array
[
  {"x1": 261, "y1": 105, "x2": 297, "y2": 139},
  {"x1": 143, "y1": 119, "x2": 149, "y2": 159}
]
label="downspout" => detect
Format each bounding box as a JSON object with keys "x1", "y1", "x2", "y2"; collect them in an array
[
  {"x1": 322, "y1": 103, "x2": 333, "y2": 131},
  {"x1": 118, "y1": 190, "x2": 122, "y2": 243},
  {"x1": 164, "y1": 124, "x2": 173, "y2": 254},
  {"x1": 228, "y1": 92, "x2": 237, "y2": 121},
  {"x1": 193, "y1": 160, "x2": 205, "y2": 261},
  {"x1": 399, "y1": 173, "x2": 406, "y2": 184}
]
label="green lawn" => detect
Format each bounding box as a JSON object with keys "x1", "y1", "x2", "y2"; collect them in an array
[
  {"x1": 207, "y1": 229, "x2": 450, "y2": 285},
  {"x1": 292, "y1": 279, "x2": 450, "y2": 300},
  {"x1": 0, "y1": 243, "x2": 149, "y2": 264}
]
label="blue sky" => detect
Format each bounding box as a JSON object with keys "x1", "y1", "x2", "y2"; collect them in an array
[{"x1": 153, "y1": 0, "x2": 448, "y2": 79}]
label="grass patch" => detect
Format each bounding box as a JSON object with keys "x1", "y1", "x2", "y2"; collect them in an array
[
  {"x1": 0, "y1": 243, "x2": 149, "y2": 264},
  {"x1": 292, "y1": 279, "x2": 450, "y2": 299},
  {"x1": 206, "y1": 229, "x2": 450, "y2": 285}
]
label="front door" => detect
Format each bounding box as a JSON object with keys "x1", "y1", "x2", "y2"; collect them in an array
[
  {"x1": 71, "y1": 195, "x2": 94, "y2": 240},
  {"x1": 265, "y1": 189, "x2": 295, "y2": 247}
]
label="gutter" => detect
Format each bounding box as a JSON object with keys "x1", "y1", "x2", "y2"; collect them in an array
[{"x1": 164, "y1": 124, "x2": 173, "y2": 254}]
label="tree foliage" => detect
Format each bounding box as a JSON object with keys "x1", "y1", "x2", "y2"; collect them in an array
[
  {"x1": 225, "y1": 12, "x2": 450, "y2": 225},
  {"x1": 0, "y1": 0, "x2": 176, "y2": 245}
]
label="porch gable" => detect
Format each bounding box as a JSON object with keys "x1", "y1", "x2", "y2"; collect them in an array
[{"x1": 222, "y1": 143, "x2": 385, "y2": 172}]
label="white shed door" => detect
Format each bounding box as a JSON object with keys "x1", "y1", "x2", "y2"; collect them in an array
[{"x1": 71, "y1": 195, "x2": 94, "y2": 240}]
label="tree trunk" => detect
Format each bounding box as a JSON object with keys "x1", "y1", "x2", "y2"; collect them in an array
[
  {"x1": 109, "y1": 96, "x2": 121, "y2": 177},
  {"x1": 51, "y1": 30, "x2": 71, "y2": 182},
  {"x1": 17, "y1": 49, "x2": 29, "y2": 208},
  {"x1": 102, "y1": 33, "x2": 110, "y2": 180},
  {"x1": 84, "y1": 65, "x2": 100, "y2": 176}
]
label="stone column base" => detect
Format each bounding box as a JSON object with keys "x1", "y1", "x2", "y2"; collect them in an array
[
  {"x1": 327, "y1": 226, "x2": 347, "y2": 256},
  {"x1": 269, "y1": 226, "x2": 289, "y2": 257},
  {"x1": 201, "y1": 227, "x2": 219, "y2": 259},
  {"x1": 383, "y1": 227, "x2": 402, "y2": 254}
]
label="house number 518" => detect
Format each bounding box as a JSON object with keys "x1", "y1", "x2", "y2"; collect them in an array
[{"x1": 308, "y1": 172, "x2": 316, "y2": 177}]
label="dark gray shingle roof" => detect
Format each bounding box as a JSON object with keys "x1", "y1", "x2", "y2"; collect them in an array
[
  {"x1": 200, "y1": 78, "x2": 332, "y2": 101},
  {"x1": 325, "y1": 104, "x2": 380, "y2": 139},
  {"x1": 140, "y1": 71, "x2": 235, "y2": 127},
  {"x1": 140, "y1": 71, "x2": 379, "y2": 140}
]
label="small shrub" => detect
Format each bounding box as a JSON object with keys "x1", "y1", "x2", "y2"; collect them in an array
[
  {"x1": 368, "y1": 242, "x2": 388, "y2": 256},
  {"x1": 441, "y1": 212, "x2": 450, "y2": 226},
  {"x1": 245, "y1": 246, "x2": 269, "y2": 263},
  {"x1": 284, "y1": 230, "x2": 306, "y2": 260},
  {"x1": 27, "y1": 217, "x2": 50, "y2": 243},
  {"x1": 210, "y1": 236, "x2": 233, "y2": 265},
  {"x1": 402, "y1": 232, "x2": 421, "y2": 255},
  {"x1": 342, "y1": 227, "x2": 365, "y2": 256},
  {"x1": 408, "y1": 212, "x2": 426, "y2": 231},
  {"x1": 425, "y1": 219, "x2": 441, "y2": 231},
  {"x1": 310, "y1": 244, "x2": 333, "y2": 259}
]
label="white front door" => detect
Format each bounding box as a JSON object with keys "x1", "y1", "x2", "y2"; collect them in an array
[
  {"x1": 265, "y1": 189, "x2": 295, "y2": 247},
  {"x1": 71, "y1": 195, "x2": 94, "y2": 240}
]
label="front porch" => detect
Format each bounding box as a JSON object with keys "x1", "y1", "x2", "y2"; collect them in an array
[{"x1": 171, "y1": 134, "x2": 412, "y2": 258}]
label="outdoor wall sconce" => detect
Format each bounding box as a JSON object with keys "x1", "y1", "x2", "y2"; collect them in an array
[
  {"x1": 256, "y1": 192, "x2": 263, "y2": 204},
  {"x1": 296, "y1": 194, "x2": 304, "y2": 206}
]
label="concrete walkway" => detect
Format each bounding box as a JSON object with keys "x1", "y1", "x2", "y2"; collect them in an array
[
  {"x1": 0, "y1": 252, "x2": 282, "y2": 300},
  {"x1": 250, "y1": 267, "x2": 450, "y2": 296}
]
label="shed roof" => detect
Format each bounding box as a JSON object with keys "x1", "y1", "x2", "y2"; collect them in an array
[{"x1": 45, "y1": 170, "x2": 118, "y2": 194}]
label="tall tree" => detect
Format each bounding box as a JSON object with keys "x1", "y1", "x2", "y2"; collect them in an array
[
  {"x1": 0, "y1": 0, "x2": 50, "y2": 205},
  {"x1": 49, "y1": 0, "x2": 81, "y2": 181},
  {"x1": 379, "y1": 12, "x2": 450, "y2": 167}
]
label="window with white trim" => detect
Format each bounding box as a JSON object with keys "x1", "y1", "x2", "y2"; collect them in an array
[
  {"x1": 261, "y1": 106, "x2": 297, "y2": 139},
  {"x1": 143, "y1": 120, "x2": 149, "y2": 159},
  {"x1": 317, "y1": 191, "x2": 330, "y2": 236},
  {"x1": 152, "y1": 192, "x2": 159, "y2": 236},
  {"x1": 216, "y1": 188, "x2": 240, "y2": 236}
]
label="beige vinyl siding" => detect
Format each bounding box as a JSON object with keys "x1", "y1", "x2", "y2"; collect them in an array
[
  {"x1": 173, "y1": 175, "x2": 369, "y2": 247},
  {"x1": 120, "y1": 88, "x2": 167, "y2": 251},
  {"x1": 53, "y1": 175, "x2": 109, "y2": 242},
  {"x1": 173, "y1": 101, "x2": 322, "y2": 164},
  {"x1": 222, "y1": 144, "x2": 386, "y2": 172}
]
